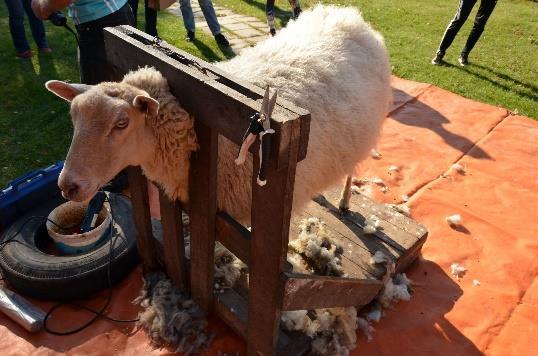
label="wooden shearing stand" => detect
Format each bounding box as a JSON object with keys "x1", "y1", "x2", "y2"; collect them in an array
[{"x1": 103, "y1": 26, "x2": 428, "y2": 355}]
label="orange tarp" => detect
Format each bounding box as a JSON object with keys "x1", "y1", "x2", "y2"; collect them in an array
[{"x1": 1, "y1": 77, "x2": 537, "y2": 355}]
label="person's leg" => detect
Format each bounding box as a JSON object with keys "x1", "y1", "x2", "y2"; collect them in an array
[
  {"x1": 437, "y1": 0, "x2": 477, "y2": 55},
  {"x1": 144, "y1": 0, "x2": 158, "y2": 37},
  {"x1": 22, "y1": 0, "x2": 49, "y2": 50},
  {"x1": 179, "y1": 0, "x2": 196, "y2": 33},
  {"x1": 198, "y1": 0, "x2": 221, "y2": 36},
  {"x1": 4, "y1": 0, "x2": 31, "y2": 54},
  {"x1": 461, "y1": 0, "x2": 497, "y2": 55},
  {"x1": 128, "y1": 0, "x2": 139, "y2": 27},
  {"x1": 288, "y1": 0, "x2": 301, "y2": 19},
  {"x1": 266, "y1": 0, "x2": 276, "y2": 35}
]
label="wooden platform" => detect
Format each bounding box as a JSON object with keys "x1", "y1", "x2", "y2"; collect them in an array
[{"x1": 291, "y1": 187, "x2": 428, "y2": 282}]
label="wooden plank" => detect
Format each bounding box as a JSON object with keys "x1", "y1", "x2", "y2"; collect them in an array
[
  {"x1": 290, "y1": 203, "x2": 397, "y2": 280},
  {"x1": 216, "y1": 211, "x2": 250, "y2": 265},
  {"x1": 188, "y1": 122, "x2": 218, "y2": 312},
  {"x1": 289, "y1": 213, "x2": 374, "y2": 280},
  {"x1": 126, "y1": 166, "x2": 159, "y2": 270},
  {"x1": 215, "y1": 289, "x2": 311, "y2": 356},
  {"x1": 324, "y1": 188, "x2": 427, "y2": 243},
  {"x1": 282, "y1": 273, "x2": 382, "y2": 311},
  {"x1": 159, "y1": 189, "x2": 187, "y2": 290},
  {"x1": 103, "y1": 26, "x2": 310, "y2": 168},
  {"x1": 247, "y1": 120, "x2": 301, "y2": 356},
  {"x1": 214, "y1": 288, "x2": 248, "y2": 339}
]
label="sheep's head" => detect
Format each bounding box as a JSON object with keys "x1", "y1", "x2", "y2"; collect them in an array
[{"x1": 46, "y1": 80, "x2": 159, "y2": 202}]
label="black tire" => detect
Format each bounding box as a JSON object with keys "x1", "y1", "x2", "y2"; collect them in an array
[{"x1": 0, "y1": 193, "x2": 139, "y2": 300}]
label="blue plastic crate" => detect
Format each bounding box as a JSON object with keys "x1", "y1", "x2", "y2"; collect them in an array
[{"x1": 0, "y1": 161, "x2": 64, "y2": 229}]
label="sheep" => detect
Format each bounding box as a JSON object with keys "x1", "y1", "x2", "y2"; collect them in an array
[{"x1": 45, "y1": 5, "x2": 392, "y2": 225}]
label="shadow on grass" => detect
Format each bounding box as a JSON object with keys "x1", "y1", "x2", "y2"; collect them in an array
[
  {"x1": 192, "y1": 38, "x2": 235, "y2": 61},
  {"x1": 440, "y1": 61, "x2": 538, "y2": 103},
  {"x1": 469, "y1": 62, "x2": 538, "y2": 96},
  {"x1": 244, "y1": 0, "x2": 293, "y2": 27}
]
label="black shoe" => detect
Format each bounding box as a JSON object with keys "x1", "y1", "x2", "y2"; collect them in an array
[
  {"x1": 292, "y1": 7, "x2": 302, "y2": 19},
  {"x1": 269, "y1": 28, "x2": 276, "y2": 36},
  {"x1": 431, "y1": 51, "x2": 444, "y2": 65},
  {"x1": 458, "y1": 53, "x2": 469, "y2": 66},
  {"x1": 186, "y1": 30, "x2": 195, "y2": 42},
  {"x1": 214, "y1": 33, "x2": 230, "y2": 47}
]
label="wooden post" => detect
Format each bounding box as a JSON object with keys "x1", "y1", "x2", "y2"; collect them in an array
[
  {"x1": 126, "y1": 166, "x2": 159, "y2": 270},
  {"x1": 189, "y1": 122, "x2": 218, "y2": 311},
  {"x1": 247, "y1": 120, "x2": 301, "y2": 355},
  {"x1": 159, "y1": 190, "x2": 187, "y2": 290}
]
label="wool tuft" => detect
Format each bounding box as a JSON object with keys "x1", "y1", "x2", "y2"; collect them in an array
[
  {"x1": 288, "y1": 217, "x2": 345, "y2": 276},
  {"x1": 134, "y1": 272, "x2": 212, "y2": 355},
  {"x1": 370, "y1": 250, "x2": 390, "y2": 265},
  {"x1": 370, "y1": 149, "x2": 382, "y2": 159},
  {"x1": 446, "y1": 214, "x2": 462, "y2": 227},
  {"x1": 451, "y1": 263, "x2": 467, "y2": 279},
  {"x1": 451, "y1": 163, "x2": 465, "y2": 174}
]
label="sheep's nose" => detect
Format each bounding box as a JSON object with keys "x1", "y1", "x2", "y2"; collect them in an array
[{"x1": 59, "y1": 180, "x2": 79, "y2": 200}]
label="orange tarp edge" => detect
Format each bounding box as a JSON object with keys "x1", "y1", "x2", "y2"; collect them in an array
[{"x1": 1, "y1": 77, "x2": 536, "y2": 355}]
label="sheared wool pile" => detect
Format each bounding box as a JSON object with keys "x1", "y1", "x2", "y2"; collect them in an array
[
  {"x1": 288, "y1": 217, "x2": 345, "y2": 277},
  {"x1": 134, "y1": 272, "x2": 213, "y2": 355},
  {"x1": 377, "y1": 263, "x2": 413, "y2": 308},
  {"x1": 282, "y1": 307, "x2": 359, "y2": 356},
  {"x1": 214, "y1": 244, "x2": 247, "y2": 293}
]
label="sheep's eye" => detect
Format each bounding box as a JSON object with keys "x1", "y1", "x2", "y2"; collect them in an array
[{"x1": 116, "y1": 115, "x2": 129, "y2": 129}]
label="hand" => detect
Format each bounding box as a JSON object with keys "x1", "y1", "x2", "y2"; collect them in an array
[{"x1": 31, "y1": 0, "x2": 73, "y2": 20}]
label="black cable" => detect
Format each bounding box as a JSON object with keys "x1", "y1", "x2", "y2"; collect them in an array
[
  {"x1": 48, "y1": 11, "x2": 80, "y2": 47},
  {"x1": 43, "y1": 194, "x2": 139, "y2": 335},
  {"x1": 0, "y1": 193, "x2": 139, "y2": 333},
  {"x1": 0, "y1": 216, "x2": 77, "y2": 251}
]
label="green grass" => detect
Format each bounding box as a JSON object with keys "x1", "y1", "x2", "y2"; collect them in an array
[
  {"x1": 215, "y1": 0, "x2": 537, "y2": 117},
  {"x1": 1, "y1": 1, "x2": 536, "y2": 186},
  {"x1": 0, "y1": 6, "x2": 232, "y2": 186}
]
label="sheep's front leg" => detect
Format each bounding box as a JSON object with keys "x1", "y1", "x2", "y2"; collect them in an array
[{"x1": 338, "y1": 175, "x2": 353, "y2": 212}]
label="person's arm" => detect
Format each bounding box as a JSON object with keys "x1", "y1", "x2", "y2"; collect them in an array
[{"x1": 31, "y1": 0, "x2": 74, "y2": 19}]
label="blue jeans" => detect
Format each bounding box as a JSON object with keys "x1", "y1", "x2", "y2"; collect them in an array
[
  {"x1": 4, "y1": 0, "x2": 48, "y2": 53},
  {"x1": 179, "y1": 0, "x2": 221, "y2": 36}
]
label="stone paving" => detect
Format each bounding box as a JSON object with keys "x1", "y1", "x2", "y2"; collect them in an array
[{"x1": 167, "y1": 2, "x2": 270, "y2": 53}]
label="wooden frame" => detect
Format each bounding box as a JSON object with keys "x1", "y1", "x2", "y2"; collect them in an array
[{"x1": 104, "y1": 26, "x2": 427, "y2": 356}]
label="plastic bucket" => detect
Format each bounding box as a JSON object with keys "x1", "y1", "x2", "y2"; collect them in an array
[{"x1": 46, "y1": 201, "x2": 111, "y2": 254}]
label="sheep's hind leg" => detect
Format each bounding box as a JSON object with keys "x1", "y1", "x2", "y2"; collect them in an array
[{"x1": 338, "y1": 175, "x2": 353, "y2": 213}]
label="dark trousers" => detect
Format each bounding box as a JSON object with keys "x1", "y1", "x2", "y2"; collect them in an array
[
  {"x1": 4, "y1": 0, "x2": 48, "y2": 53},
  {"x1": 128, "y1": 0, "x2": 158, "y2": 37},
  {"x1": 75, "y1": 3, "x2": 135, "y2": 85},
  {"x1": 438, "y1": 0, "x2": 497, "y2": 55}
]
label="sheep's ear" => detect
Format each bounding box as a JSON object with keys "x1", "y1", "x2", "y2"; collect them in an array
[
  {"x1": 45, "y1": 80, "x2": 92, "y2": 102},
  {"x1": 133, "y1": 95, "x2": 160, "y2": 117}
]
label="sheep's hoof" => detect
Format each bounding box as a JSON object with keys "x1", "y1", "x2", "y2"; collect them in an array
[{"x1": 338, "y1": 201, "x2": 350, "y2": 215}]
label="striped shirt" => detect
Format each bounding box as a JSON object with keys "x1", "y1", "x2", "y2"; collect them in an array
[{"x1": 68, "y1": 0, "x2": 128, "y2": 25}]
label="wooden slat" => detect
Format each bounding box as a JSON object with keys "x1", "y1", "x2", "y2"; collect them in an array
[
  {"x1": 215, "y1": 289, "x2": 311, "y2": 356},
  {"x1": 126, "y1": 166, "x2": 159, "y2": 270},
  {"x1": 282, "y1": 273, "x2": 382, "y2": 311},
  {"x1": 291, "y1": 204, "x2": 397, "y2": 280},
  {"x1": 216, "y1": 211, "x2": 250, "y2": 265},
  {"x1": 159, "y1": 189, "x2": 187, "y2": 290},
  {"x1": 288, "y1": 215, "x2": 374, "y2": 280},
  {"x1": 103, "y1": 26, "x2": 310, "y2": 169},
  {"x1": 324, "y1": 188, "x2": 427, "y2": 242},
  {"x1": 247, "y1": 120, "x2": 301, "y2": 356},
  {"x1": 214, "y1": 288, "x2": 248, "y2": 339},
  {"x1": 189, "y1": 122, "x2": 218, "y2": 312}
]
